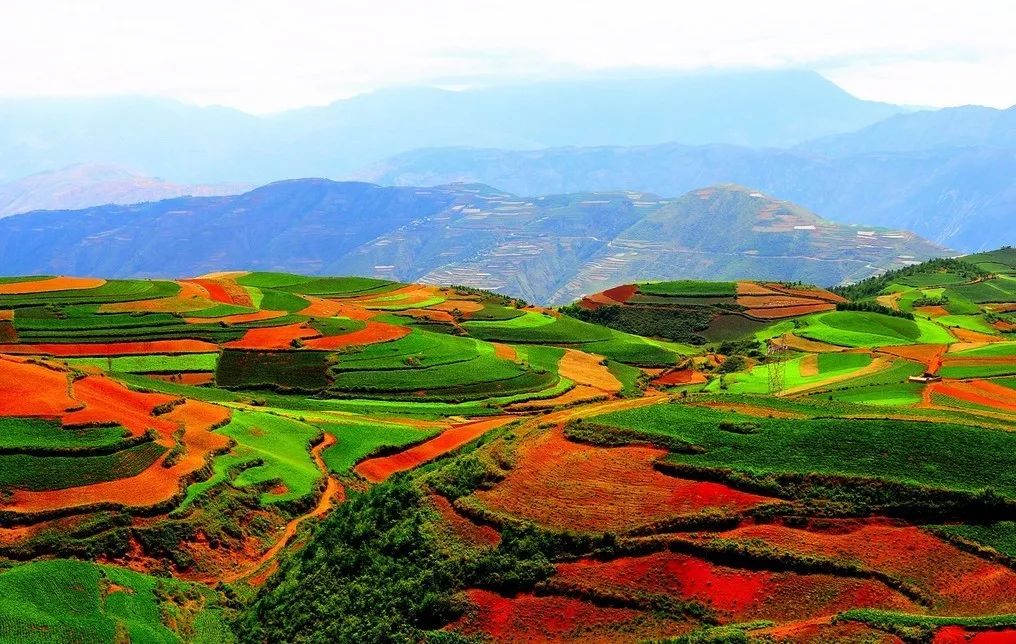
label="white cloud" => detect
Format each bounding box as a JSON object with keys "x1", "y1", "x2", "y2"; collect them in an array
[{"x1": 0, "y1": 0, "x2": 1012, "y2": 112}]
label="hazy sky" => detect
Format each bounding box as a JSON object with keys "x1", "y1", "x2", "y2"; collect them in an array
[{"x1": 1, "y1": 0, "x2": 1013, "y2": 113}]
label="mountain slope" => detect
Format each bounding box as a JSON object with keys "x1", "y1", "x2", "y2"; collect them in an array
[
  {"x1": 0, "y1": 164, "x2": 249, "y2": 218},
  {"x1": 0, "y1": 181, "x2": 944, "y2": 303},
  {"x1": 0, "y1": 71, "x2": 902, "y2": 183},
  {"x1": 359, "y1": 141, "x2": 1016, "y2": 252}
]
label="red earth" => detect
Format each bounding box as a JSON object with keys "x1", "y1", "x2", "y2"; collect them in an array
[{"x1": 0, "y1": 340, "x2": 218, "y2": 356}]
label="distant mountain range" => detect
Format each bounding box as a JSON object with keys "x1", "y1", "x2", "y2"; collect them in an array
[
  {"x1": 0, "y1": 164, "x2": 249, "y2": 218},
  {"x1": 0, "y1": 180, "x2": 944, "y2": 303},
  {"x1": 0, "y1": 71, "x2": 902, "y2": 183},
  {"x1": 359, "y1": 105, "x2": 1016, "y2": 252}
]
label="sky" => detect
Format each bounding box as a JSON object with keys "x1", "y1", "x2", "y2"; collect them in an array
[{"x1": 0, "y1": 0, "x2": 1013, "y2": 114}]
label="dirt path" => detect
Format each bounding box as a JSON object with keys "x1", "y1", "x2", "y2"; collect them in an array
[{"x1": 220, "y1": 433, "x2": 344, "y2": 584}]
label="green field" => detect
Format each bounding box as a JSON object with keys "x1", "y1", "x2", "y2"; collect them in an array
[
  {"x1": 183, "y1": 410, "x2": 321, "y2": 505},
  {"x1": 64, "y1": 353, "x2": 219, "y2": 373},
  {"x1": 591, "y1": 402, "x2": 1016, "y2": 498},
  {"x1": 320, "y1": 421, "x2": 437, "y2": 474},
  {"x1": 704, "y1": 352, "x2": 873, "y2": 394},
  {"x1": 796, "y1": 311, "x2": 954, "y2": 347},
  {"x1": 0, "y1": 441, "x2": 165, "y2": 491},
  {"x1": 636, "y1": 280, "x2": 737, "y2": 297},
  {"x1": 0, "y1": 559, "x2": 230, "y2": 643},
  {"x1": 0, "y1": 417, "x2": 128, "y2": 451}
]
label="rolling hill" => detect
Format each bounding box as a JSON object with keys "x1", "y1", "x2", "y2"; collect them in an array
[
  {"x1": 0, "y1": 181, "x2": 944, "y2": 303},
  {"x1": 0, "y1": 163, "x2": 249, "y2": 218}
]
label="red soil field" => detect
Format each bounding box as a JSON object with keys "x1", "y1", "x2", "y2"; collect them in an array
[
  {"x1": 752, "y1": 619, "x2": 903, "y2": 643},
  {"x1": 302, "y1": 321, "x2": 410, "y2": 350},
  {"x1": 653, "y1": 368, "x2": 707, "y2": 386},
  {"x1": 298, "y1": 296, "x2": 372, "y2": 320},
  {"x1": 934, "y1": 626, "x2": 1016, "y2": 643},
  {"x1": 0, "y1": 276, "x2": 105, "y2": 295},
  {"x1": 63, "y1": 375, "x2": 178, "y2": 436},
  {"x1": 994, "y1": 320, "x2": 1016, "y2": 332},
  {"x1": 4, "y1": 400, "x2": 230, "y2": 514},
  {"x1": 451, "y1": 589, "x2": 686, "y2": 643},
  {"x1": 429, "y1": 494, "x2": 501, "y2": 548},
  {"x1": 716, "y1": 520, "x2": 1016, "y2": 614},
  {"x1": 736, "y1": 281, "x2": 783, "y2": 296},
  {"x1": 737, "y1": 295, "x2": 827, "y2": 309},
  {"x1": 492, "y1": 343, "x2": 517, "y2": 361},
  {"x1": 0, "y1": 340, "x2": 218, "y2": 356},
  {"x1": 224, "y1": 323, "x2": 322, "y2": 350},
  {"x1": 473, "y1": 428, "x2": 775, "y2": 533},
  {"x1": 916, "y1": 305, "x2": 950, "y2": 318},
  {"x1": 878, "y1": 344, "x2": 947, "y2": 372},
  {"x1": 0, "y1": 356, "x2": 77, "y2": 416},
  {"x1": 602, "y1": 284, "x2": 637, "y2": 304},
  {"x1": 355, "y1": 417, "x2": 514, "y2": 483},
  {"x1": 949, "y1": 327, "x2": 1002, "y2": 343},
  {"x1": 744, "y1": 303, "x2": 836, "y2": 319},
  {"x1": 0, "y1": 310, "x2": 14, "y2": 321},
  {"x1": 930, "y1": 380, "x2": 1016, "y2": 413},
  {"x1": 554, "y1": 551, "x2": 916, "y2": 622},
  {"x1": 764, "y1": 283, "x2": 847, "y2": 303},
  {"x1": 184, "y1": 278, "x2": 253, "y2": 307}
]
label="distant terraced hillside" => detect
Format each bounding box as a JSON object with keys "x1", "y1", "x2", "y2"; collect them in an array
[{"x1": 0, "y1": 180, "x2": 944, "y2": 303}]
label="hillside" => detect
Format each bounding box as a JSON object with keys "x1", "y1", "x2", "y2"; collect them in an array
[
  {"x1": 0, "y1": 257, "x2": 1013, "y2": 642},
  {"x1": 0, "y1": 71, "x2": 902, "y2": 183},
  {"x1": 0, "y1": 164, "x2": 249, "y2": 218},
  {"x1": 359, "y1": 131, "x2": 1016, "y2": 252},
  {"x1": 0, "y1": 181, "x2": 944, "y2": 303}
]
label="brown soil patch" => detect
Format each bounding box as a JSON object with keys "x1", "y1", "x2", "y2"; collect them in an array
[
  {"x1": 694, "y1": 401, "x2": 807, "y2": 419},
  {"x1": 0, "y1": 310, "x2": 13, "y2": 321},
  {"x1": 558, "y1": 349, "x2": 622, "y2": 393},
  {"x1": 302, "y1": 320, "x2": 410, "y2": 350},
  {"x1": 930, "y1": 380, "x2": 1016, "y2": 413},
  {"x1": 0, "y1": 276, "x2": 105, "y2": 295},
  {"x1": 653, "y1": 368, "x2": 707, "y2": 386},
  {"x1": 778, "y1": 333, "x2": 842, "y2": 353},
  {"x1": 764, "y1": 283, "x2": 846, "y2": 303},
  {"x1": 0, "y1": 340, "x2": 218, "y2": 356},
  {"x1": 183, "y1": 309, "x2": 285, "y2": 325},
  {"x1": 601, "y1": 283, "x2": 637, "y2": 304},
  {"x1": 4, "y1": 401, "x2": 230, "y2": 514},
  {"x1": 949, "y1": 327, "x2": 1000, "y2": 343},
  {"x1": 224, "y1": 323, "x2": 322, "y2": 350},
  {"x1": 473, "y1": 427, "x2": 775, "y2": 533},
  {"x1": 429, "y1": 494, "x2": 500, "y2": 548},
  {"x1": 64, "y1": 375, "x2": 178, "y2": 436},
  {"x1": 508, "y1": 385, "x2": 606, "y2": 411},
  {"x1": 798, "y1": 354, "x2": 820, "y2": 377},
  {"x1": 431, "y1": 299, "x2": 484, "y2": 314},
  {"x1": 298, "y1": 295, "x2": 371, "y2": 320},
  {"x1": 146, "y1": 372, "x2": 216, "y2": 386},
  {"x1": 736, "y1": 281, "x2": 783, "y2": 296},
  {"x1": 994, "y1": 320, "x2": 1016, "y2": 332},
  {"x1": 877, "y1": 344, "x2": 947, "y2": 372},
  {"x1": 183, "y1": 278, "x2": 252, "y2": 307},
  {"x1": 738, "y1": 295, "x2": 828, "y2": 309},
  {"x1": 355, "y1": 417, "x2": 514, "y2": 483},
  {"x1": 916, "y1": 305, "x2": 950, "y2": 318},
  {"x1": 745, "y1": 303, "x2": 836, "y2": 319},
  {"x1": 399, "y1": 308, "x2": 457, "y2": 324},
  {"x1": 492, "y1": 343, "x2": 518, "y2": 361}
]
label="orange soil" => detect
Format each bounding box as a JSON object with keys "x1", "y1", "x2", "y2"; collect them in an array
[
  {"x1": 736, "y1": 281, "x2": 783, "y2": 296},
  {"x1": 798, "y1": 354, "x2": 820, "y2": 377},
  {"x1": 492, "y1": 343, "x2": 517, "y2": 361},
  {"x1": 745, "y1": 303, "x2": 836, "y2": 319},
  {"x1": 183, "y1": 309, "x2": 285, "y2": 325},
  {"x1": 0, "y1": 310, "x2": 13, "y2": 321},
  {"x1": 101, "y1": 281, "x2": 213, "y2": 314},
  {"x1": 64, "y1": 375, "x2": 178, "y2": 436},
  {"x1": 737, "y1": 295, "x2": 828, "y2": 308},
  {"x1": 298, "y1": 295, "x2": 371, "y2": 320},
  {"x1": 602, "y1": 284, "x2": 637, "y2": 304},
  {"x1": 916, "y1": 305, "x2": 950, "y2": 318},
  {"x1": 302, "y1": 320, "x2": 410, "y2": 350},
  {"x1": 653, "y1": 368, "x2": 707, "y2": 386},
  {"x1": 949, "y1": 327, "x2": 1000, "y2": 343},
  {"x1": 224, "y1": 323, "x2": 322, "y2": 350},
  {"x1": 146, "y1": 372, "x2": 216, "y2": 386},
  {"x1": 934, "y1": 626, "x2": 1016, "y2": 643},
  {"x1": 451, "y1": 589, "x2": 685, "y2": 643},
  {"x1": 929, "y1": 380, "x2": 1016, "y2": 413},
  {"x1": 429, "y1": 494, "x2": 501, "y2": 548},
  {"x1": 778, "y1": 333, "x2": 843, "y2": 353},
  {"x1": 877, "y1": 344, "x2": 947, "y2": 372},
  {"x1": 0, "y1": 276, "x2": 105, "y2": 295},
  {"x1": 752, "y1": 619, "x2": 903, "y2": 643},
  {"x1": 4, "y1": 401, "x2": 230, "y2": 514},
  {"x1": 431, "y1": 299, "x2": 484, "y2": 314},
  {"x1": 558, "y1": 349, "x2": 622, "y2": 393},
  {"x1": 183, "y1": 278, "x2": 252, "y2": 307},
  {"x1": 355, "y1": 417, "x2": 514, "y2": 483},
  {"x1": 993, "y1": 320, "x2": 1016, "y2": 332},
  {"x1": 0, "y1": 340, "x2": 218, "y2": 356},
  {"x1": 473, "y1": 427, "x2": 775, "y2": 533},
  {"x1": 0, "y1": 356, "x2": 77, "y2": 416},
  {"x1": 717, "y1": 520, "x2": 1016, "y2": 614},
  {"x1": 764, "y1": 283, "x2": 846, "y2": 303},
  {"x1": 554, "y1": 551, "x2": 916, "y2": 622}
]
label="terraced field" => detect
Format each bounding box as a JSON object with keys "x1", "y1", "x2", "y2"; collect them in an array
[{"x1": 0, "y1": 252, "x2": 1014, "y2": 642}]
